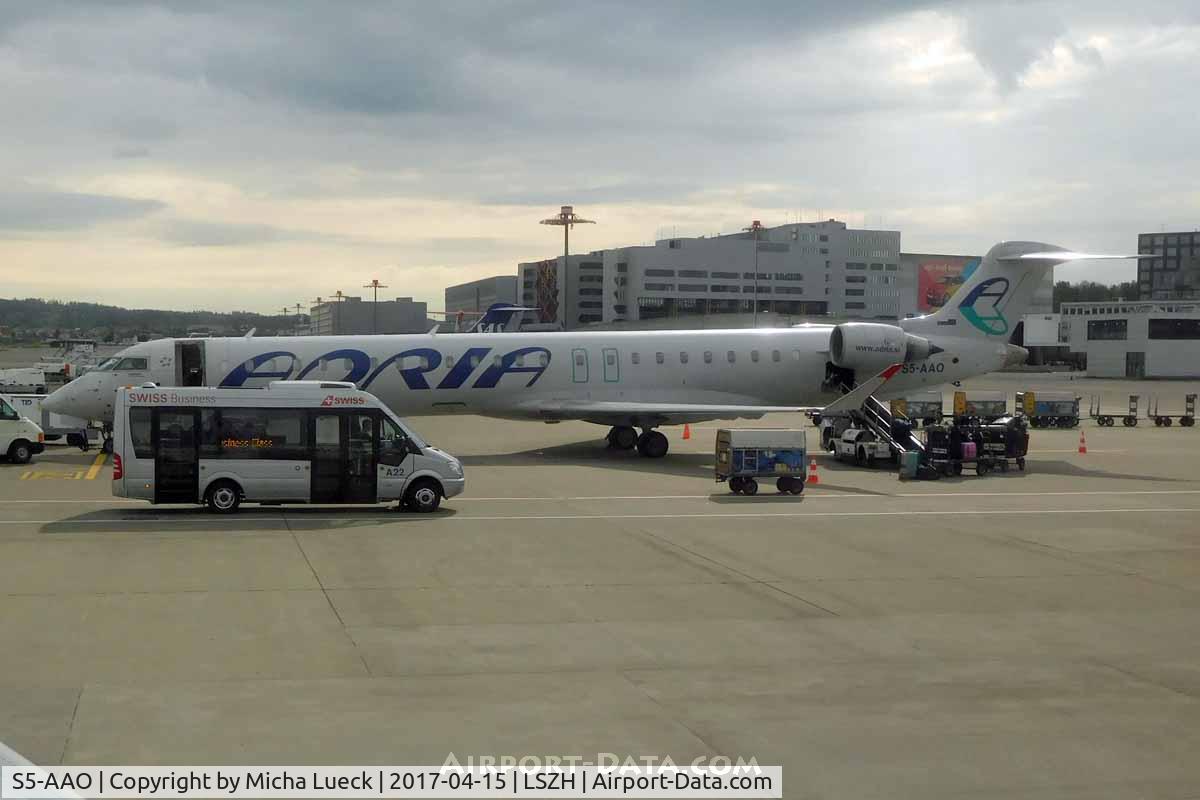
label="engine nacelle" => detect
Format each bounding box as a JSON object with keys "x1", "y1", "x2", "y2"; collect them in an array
[{"x1": 829, "y1": 322, "x2": 934, "y2": 375}]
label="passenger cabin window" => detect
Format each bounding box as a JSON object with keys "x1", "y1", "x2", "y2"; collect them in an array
[
  {"x1": 703, "y1": 351, "x2": 713, "y2": 364},
  {"x1": 575, "y1": 352, "x2": 585, "y2": 367},
  {"x1": 631, "y1": 352, "x2": 640, "y2": 365},
  {"x1": 538, "y1": 352, "x2": 550, "y2": 367},
  {"x1": 772, "y1": 350, "x2": 781, "y2": 362},
  {"x1": 469, "y1": 354, "x2": 482, "y2": 368},
  {"x1": 680, "y1": 352, "x2": 689, "y2": 364},
  {"x1": 751, "y1": 350, "x2": 759, "y2": 363},
  {"x1": 793, "y1": 350, "x2": 802, "y2": 361},
  {"x1": 727, "y1": 351, "x2": 736, "y2": 363},
  {"x1": 656, "y1": 352, "x2": 665, "y2": 364},
  {"x1": 445, "y1": 355, "x2": 455, "y2": 368},
  {"x1": 605, "y1": 352, "x2": 616, "y2": 366}
]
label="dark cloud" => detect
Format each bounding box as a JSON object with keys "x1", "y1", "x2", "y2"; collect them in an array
[{"x1": 0, "y1": 189, "x2": 165, "y2": 232}]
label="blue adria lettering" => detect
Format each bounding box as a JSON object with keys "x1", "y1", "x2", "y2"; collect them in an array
[{"x1": 219, "y1": 347, "x2": 551, "y2": 390}]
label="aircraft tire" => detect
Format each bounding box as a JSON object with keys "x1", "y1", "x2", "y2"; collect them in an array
[
  {"x1": 609, "y1": 426, "x2": 638, "y2": 450},
  {"x1": 637, "y1": 430, "x2": 669, "y2": 458}
]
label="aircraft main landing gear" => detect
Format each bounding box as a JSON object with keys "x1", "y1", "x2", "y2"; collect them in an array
[
  {"x1": 636, "y1": 429, "x2": 669, "y2": 458},
  {"x1": 607, "y1": 425, "x2": 639, "y2": 450}
]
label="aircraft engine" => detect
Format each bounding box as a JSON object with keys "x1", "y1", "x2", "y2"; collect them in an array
[{"x1": 829, "y1": 322, "x2": 934, "y2": 375}]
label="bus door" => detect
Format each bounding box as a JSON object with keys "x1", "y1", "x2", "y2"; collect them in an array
[
  {"x1": 154, "y1": 408, "x2": 199, "y2": 503},
  {"x1": 310, "y1": 412, "x2": 378, "y2": 504}
]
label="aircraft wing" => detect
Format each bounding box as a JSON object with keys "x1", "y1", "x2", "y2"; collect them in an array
[{"x1": 525, "y1": 400, "x2": 821, "y2": 425}]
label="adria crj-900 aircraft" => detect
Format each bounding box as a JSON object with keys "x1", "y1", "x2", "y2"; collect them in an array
[{"x1": 44, "y1": 242, "x2": 1133, "y2": 457}]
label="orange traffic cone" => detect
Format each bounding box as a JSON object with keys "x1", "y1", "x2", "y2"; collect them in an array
[
  {"x1": 807, "y1": 458, "x2": 820, "y2": 484},
  {"x1": 682, "y1": 423, "x2": 691, "y2": 440},
  {"x1": 1078, "y1": 430, "x2": 1087, "y2": 454}
]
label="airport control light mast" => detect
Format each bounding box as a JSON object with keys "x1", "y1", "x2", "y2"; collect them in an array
[
  {"x1": 363, "y1": 279, "x2": 388, "y2": 334},
  {"x1": 540, "y1": 205, "x2": 595, "y2": 327}
]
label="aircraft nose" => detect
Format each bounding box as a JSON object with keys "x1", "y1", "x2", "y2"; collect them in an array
[{"x1": 41, "y1": 384, "x2": 72, "y2": 414}]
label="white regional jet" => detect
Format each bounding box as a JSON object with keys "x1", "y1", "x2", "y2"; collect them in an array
[{"x1": 43, "y1": 242, "x2": 1130, "y2": 457}]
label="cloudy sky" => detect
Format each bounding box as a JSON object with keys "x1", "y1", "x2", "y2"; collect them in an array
[{"x1": 1, "y1": 1, "x2": 1197, "y2": 313}]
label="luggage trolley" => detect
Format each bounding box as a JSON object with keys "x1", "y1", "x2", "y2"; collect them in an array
[
  {"x1": 715, "y1": 428, "x2": 807, "y2": 496},
  {"x1": 971, "y1": 415, "x2": 1029, "y2": 474},
  {"x1": 1089, "y1": 394, "x2": 1139, "y2": 427},
  {"x1": 1148, "y1": 394, "x2": 1197, "y2": 428},
  {"x1": 891, "y1": 392, "x2": 943, "y2": 428},
  {"x1": 1017, "y1": 391, "x2": 1080, "y2": 428}
]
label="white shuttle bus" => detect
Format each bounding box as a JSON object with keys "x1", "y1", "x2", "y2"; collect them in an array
[{"x1": 112, "y1": 381, "x2": 464, "y2": 513}]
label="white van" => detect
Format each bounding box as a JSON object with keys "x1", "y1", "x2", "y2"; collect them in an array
[
  {"x1": 112, "y1": 382, "x2": 464, "y2": 513},
  {"x1": 0, "y1": 394, "x2": 46, "y2": 464}
]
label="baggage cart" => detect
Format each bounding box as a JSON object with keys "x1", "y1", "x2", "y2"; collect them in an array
[
  {"x1": 970, "y1": 415, "x2": 1029, "y2": 474},
  {"x1": 953, "y1": 390, "x2": 1006, "y2": 423},
  {"x1": 891, "y1": 392, "x2": 943, "y2": 427},
  {"x1": 715, "y1": 428, "x2": 806, "y2": 495},
  {"x1": 1017, "y1": 391, "x2": 1080, "y2": 428},
  {"x1": 1148, "y1": 394, "x2": 1196, "y2": 428},
  {"x1": 1088, "y1": 394, "x2": 1139, "y2": 427}
]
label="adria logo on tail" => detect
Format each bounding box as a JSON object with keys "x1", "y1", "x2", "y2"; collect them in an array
[{"x1": 958, "y1": 277, "x2": 1010, "y2": 335}]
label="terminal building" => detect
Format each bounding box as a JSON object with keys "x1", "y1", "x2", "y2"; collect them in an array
[
  {"x1": 308, "y1": 296, "x2": 429, "y2": 335},
  {"x1": 519, "y1": 220, "x2": 904, "y2": 329},
  {"x1": 1137, "y1": 229, "x2": 1200, "y2": 299},
  {"x1": 444, "y1": 276, "x2": 518, "y2": 314},
  {"x1": 1060, "y1": 300, "x2": 1200, "y2": 378},
  {"x1": 517, "y1": 221, "x2": 1051, "y2": 329}
]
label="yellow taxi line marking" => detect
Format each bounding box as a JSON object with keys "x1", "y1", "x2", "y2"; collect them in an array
[{"x1": 84, "y1": 452, "x2": 108, "y2": 480}]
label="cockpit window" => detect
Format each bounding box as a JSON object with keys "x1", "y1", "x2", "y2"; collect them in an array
[
  {"x1": 94, "y1": 358, "x2": 120, "y2": 371},
  {"x1": 114, "y1": 357, "x2": 149, "y2": 371}
]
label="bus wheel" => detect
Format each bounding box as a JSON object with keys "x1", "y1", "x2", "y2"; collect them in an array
[
  {"x1": 405, "y1": 479, "x2": 442, "y2": 513},
  {"x1": 8, "y1": 441, "x2": 33, "y2": 464},
  {"x1": 205, "y1": 480, "x2": 242, "y2": 514}
]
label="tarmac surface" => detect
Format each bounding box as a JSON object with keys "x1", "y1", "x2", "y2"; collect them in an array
[{"x1": 2, "y1": 374, "x2": 1200, "y2": 798}]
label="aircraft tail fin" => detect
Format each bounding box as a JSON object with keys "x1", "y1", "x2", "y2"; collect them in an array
[
  {"x1": 468, "y1": 303, "x2": 539, "y2": 333},
  {"x1": 902, "y1": 242, "x2": 1144, "y2": 340}
]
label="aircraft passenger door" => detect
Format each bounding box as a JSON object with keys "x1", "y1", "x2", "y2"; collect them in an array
[
  {"x1": 602, "y1": 347, "x2": 619, "y2": 382},
  {"x1": 153, "y1": 408, "x2": 199, "y2": 504},
  {"x1": 571, "y1": 348, "x2": 589, "y2": 383},
  {"x1": 175, "y1": 341, "x2": 206, "y2": 387}
]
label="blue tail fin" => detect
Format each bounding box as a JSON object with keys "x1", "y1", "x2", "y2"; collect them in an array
[{"x1": 468, "y1": 303, "x2": 539, "y2": 333}]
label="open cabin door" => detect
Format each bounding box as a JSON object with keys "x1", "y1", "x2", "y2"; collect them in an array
[{"x1": 175, "y1": 341, "x2": 206, "y2": 387}]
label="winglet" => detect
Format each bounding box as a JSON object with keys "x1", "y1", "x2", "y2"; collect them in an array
[{"x1": 821, "y1": 363, "x2": 903, "y2": 417}]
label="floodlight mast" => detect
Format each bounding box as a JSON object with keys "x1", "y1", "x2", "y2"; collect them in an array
[{"x1": 540, "y1": 205, "x2": 595, "y2": 327}]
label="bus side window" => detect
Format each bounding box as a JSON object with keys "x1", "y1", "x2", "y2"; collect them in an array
[{"x1": 129, "y1": 407, "x2": 153, "y2": 458}]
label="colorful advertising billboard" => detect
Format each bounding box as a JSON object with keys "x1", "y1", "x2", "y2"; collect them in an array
[
  {"x1": 913, "y1": 254, "x2": 981, "y2": 312},
  {"x1": 534, "y1": 259, "x2": 559, "y2": 323}
]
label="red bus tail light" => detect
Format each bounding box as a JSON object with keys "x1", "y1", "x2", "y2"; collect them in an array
[{"x1": 112, "y1": 453, "x2": 123, "y2": 480}]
